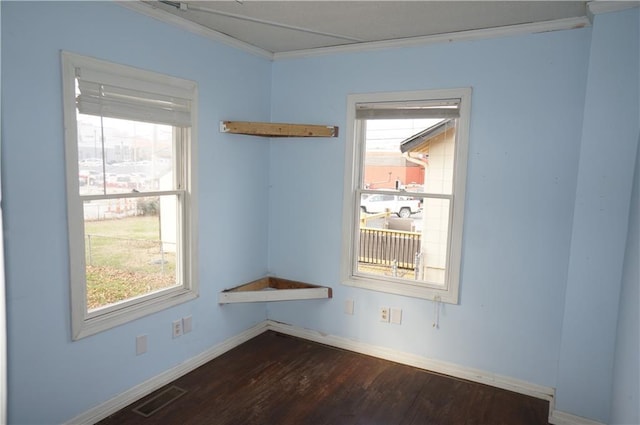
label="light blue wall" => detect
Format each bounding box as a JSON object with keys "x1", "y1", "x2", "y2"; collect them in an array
[
  {"x1": 609, "y1": 13, "x2": 640, "y2": 423},
  {"x1": 268, "y1": 28, "x2": 591, "y2": 390},
  {"x1": 610, "y1": 134, "x2": 639, "y2": 425},
  {"x1": 556, "y1": 8, "x2": 640, "y2": 423},
  {"x1": 3, "y1": 2, "x2": 639, "y2": 424},
  {"x1": 1, "y1": 2, "x2": 271, "y2": 423}
]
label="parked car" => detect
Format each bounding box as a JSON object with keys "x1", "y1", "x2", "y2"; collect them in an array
[
  {"x1": 79, "y1": 158, "x2": 102, "y2": 167},
  {"x1": 78, "y1": 170, "x2": 98, "y2": 186},
  {"x1": 360, "y1": 194, "x2": 422, "y2": 218},
  {"x1": 114, "y1": 174, "x2": 133, "y2": 188}
]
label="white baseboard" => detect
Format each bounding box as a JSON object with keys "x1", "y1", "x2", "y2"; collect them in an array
[
  {"x1": 266, "y1": 320, "x2": 554, "y2": 402},
  {"x1": 65, "y1": 321, "x2": 268, "y2": 425},
  {"x1": 65, "y1": 319, "x2": 605, "y2": 425},
  {"x1": 549, "y1": 410, "x2": 607, "y2": 425},
  {"x1": 266, "y1": 320, "x2": 609, "y2": 425}
]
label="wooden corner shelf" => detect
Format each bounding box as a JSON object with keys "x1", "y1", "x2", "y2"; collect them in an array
[
  {"x1": 218, "y1": 276, "x2": 333, "y2": 304},
  {"x1": 220, "y1": 121, "x2": 338, "y2": 138}
]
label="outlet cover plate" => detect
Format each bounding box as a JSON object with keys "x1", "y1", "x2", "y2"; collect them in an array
[
  {"x1": 345, "y1": 300, "x2": 354, "y2": 315},
  {"x1": 182, "y1": 316, "x2": 192, "y2": 334},
  {"x1": 136, "y1": 335, "x2": 148, "y2": 355},
  {"x1": 390, "y1": 308, "x2": 402, "y2": 325}
]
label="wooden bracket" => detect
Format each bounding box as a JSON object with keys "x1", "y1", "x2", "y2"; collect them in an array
[
  {"x1": 218, "y1": 276, "x2": 332, "y2": 304},
  {"x1": 220, "y1": 121, "x2": 338, "y2": 138}
]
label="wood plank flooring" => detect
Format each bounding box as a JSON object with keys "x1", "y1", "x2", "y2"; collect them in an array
[{"x1": 98, "y1": 331, "x2": 550, "y2": 425}]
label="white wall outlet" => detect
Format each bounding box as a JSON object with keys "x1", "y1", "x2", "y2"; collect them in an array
[
  {"x1": 172, "y1": 320, "x2": 182, "y2": 338},
  {"x1": 344, "y1": 299, "x2": 354, "y2": 315},
  {"x1": 380, "y1": 307, "x2": 390, "y2": 322},
  {"x1": 136, "y1": 334, "x2": 147, "y2": 355},
  {"x1": 182, "y1": 315, "x2": 192, "y2": 334},
  {"x1": 390, "y1": 308, "x2": 402, "y2": 325}
]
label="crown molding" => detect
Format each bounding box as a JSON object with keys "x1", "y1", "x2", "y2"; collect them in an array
[
  {"x1": 273, "y1": 16, "x2": 591, "y2": 61},
  {"x1": 119, "y1": 1, "x2": 593, "y2": 63},
  {"x1": 587, "y1": 1, "x2": 640, "y2": 16},
  {"x1": 117, "y1": 1, "x2": 274, "y2": 60}
]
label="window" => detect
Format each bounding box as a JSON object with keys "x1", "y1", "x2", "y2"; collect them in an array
[
  {"x1": 61, "y1": 52, "x2": 198, "y2": 339},
  {"x1": 341, "y1": 89, "x2": 470, "y2": 303}
]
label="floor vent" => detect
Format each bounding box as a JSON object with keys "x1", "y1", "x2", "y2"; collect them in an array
[{"x1": 132, "y1": 385, "x2": 187, "y2": 417}]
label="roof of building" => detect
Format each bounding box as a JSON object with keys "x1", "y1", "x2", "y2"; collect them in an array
[{"x1": 399, "y1": 119, "x2": 454, "y2": 154}]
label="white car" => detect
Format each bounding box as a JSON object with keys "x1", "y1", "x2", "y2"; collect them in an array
[{"x1": 360, "y1": 194, "x2": 422, "y2": 218}]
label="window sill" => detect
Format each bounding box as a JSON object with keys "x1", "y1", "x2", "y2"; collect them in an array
[
  {"x1": 73, "y1": 288, "x2": 198, "y2": 340},
  {"x1": 342, "y1": 275, "x2": 459, "y2": 304}
]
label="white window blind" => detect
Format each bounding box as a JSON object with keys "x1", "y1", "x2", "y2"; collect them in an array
[
  {"x1": 74, "y1": 62, "x2": 193, "y2": 127},
  {"x1": 355, "y1": 99, "x2": 461, "y2": 120}
]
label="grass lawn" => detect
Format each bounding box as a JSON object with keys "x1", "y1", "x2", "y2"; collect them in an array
[{"x1": 85, "y1": 215, "x2": 177, "y2": 310}]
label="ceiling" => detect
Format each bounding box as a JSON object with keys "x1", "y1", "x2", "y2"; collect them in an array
[{"x1": 142, "y1": 1, "x2": 590, "y2": 55}]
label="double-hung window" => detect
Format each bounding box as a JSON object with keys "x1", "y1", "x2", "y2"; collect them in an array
[
  {"x1": 341, "y1": 88, "x2": 470, "y2": 303},
  {"x1": 61, "y1": 52, "x2": 198, "y2": 339}
]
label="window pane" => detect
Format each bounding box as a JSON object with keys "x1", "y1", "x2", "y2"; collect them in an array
[
  {"x1": 362, "y1": 118, "x2": 455, "y2": 195},
  {"x1": 357, "y1": 195, "x2": 450, "y2": 286},
  {"x1": 76, "y1": 114, "x2": 174, "y2": 196},
  {"x1": 84, "y1": 195, "x2": 179, "y2": 311}
]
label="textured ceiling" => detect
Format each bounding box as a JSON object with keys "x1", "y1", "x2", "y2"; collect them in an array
[{"x1": 144, "y1": 1, "x2": 589, "y2": 53}]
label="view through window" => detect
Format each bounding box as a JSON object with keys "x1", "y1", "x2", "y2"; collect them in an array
[
  {"x1": 343, "y1": 89, "x2": 470, "y2": 302},
  {"x1": 77, "y1": 115, "x2": 180, "y2": 310},
  {"x1": 62, "y1": 52, "x2": 197, "y2": 338},
  {"x1": 358, "y1": 117, "x2": 454, "y2": 285}
]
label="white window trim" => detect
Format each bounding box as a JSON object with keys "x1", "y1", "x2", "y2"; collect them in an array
[
  {"x1": 341, "y1": 88, "x2": 471, "y2": 304},
  {"x1": 61, "y1": 51, "x2": 199, "y2": 340}
]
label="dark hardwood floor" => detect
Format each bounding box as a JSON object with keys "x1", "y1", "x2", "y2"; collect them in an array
[{"x1": 98, "y1": 331, "x2": 550, "y2": 425}]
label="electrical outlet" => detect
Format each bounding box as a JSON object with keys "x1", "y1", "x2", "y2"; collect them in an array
[
  {"x1": 172, "y1": 320, "x2": 182, "y2": 338},
  {"x1": 380, "y1": 307, "x2": 390, "y2": 322},
  {"x1": 182, "y1": 316, "x2": 192, "y2": 334}
]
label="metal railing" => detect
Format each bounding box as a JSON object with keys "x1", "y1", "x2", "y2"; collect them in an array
[{"x1": 358, "y1": 227, "x2": 421, "y2": 269}]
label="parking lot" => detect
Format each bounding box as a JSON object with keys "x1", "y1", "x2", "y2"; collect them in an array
[{"x1": 78, "y1": 159, "x2": 172, "y2": 196}]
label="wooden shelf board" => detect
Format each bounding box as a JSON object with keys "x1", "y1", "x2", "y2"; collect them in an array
[
  {"x1": 220, "y1": 121, "x2": 338, "y2": 138},
  {"x1": 219, "y1": 276, "x2": 333, "y2": 304}
]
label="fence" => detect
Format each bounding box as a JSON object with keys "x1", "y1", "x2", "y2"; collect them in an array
[
  {"x1": 358, "y1": 227, "x2": 421, "y2": 269},
  {"x1": 84, "y1": 198, "x2": 140, "y2": 221}
]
